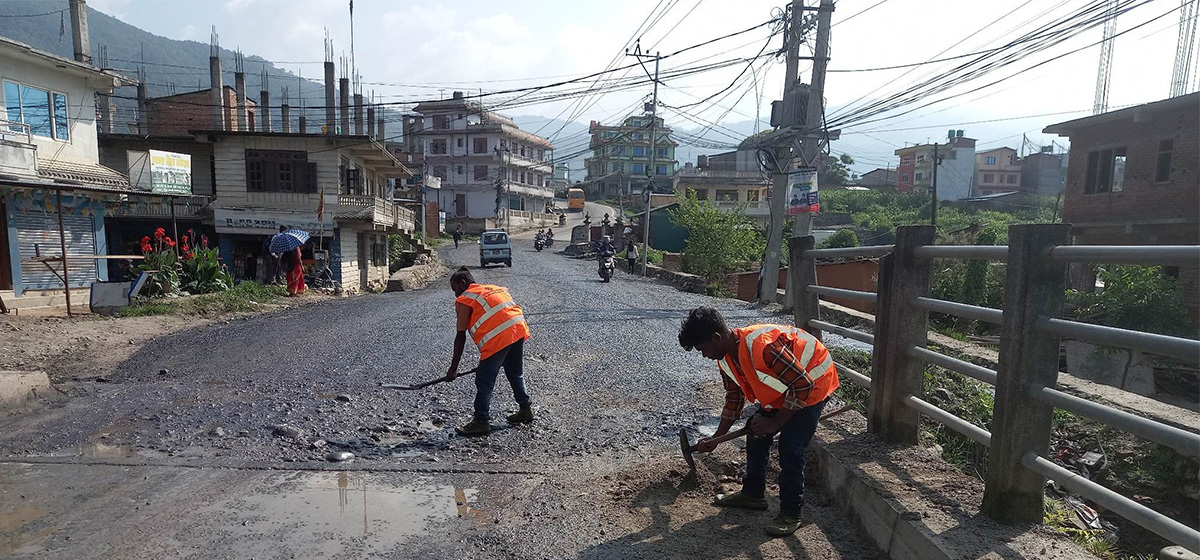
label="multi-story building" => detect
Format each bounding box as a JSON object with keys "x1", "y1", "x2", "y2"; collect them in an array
[
  {"x1": 584, "y1": 114, "x2": 678, "y2": 197},
  {"x1": 672, "y1": 150, "x2": 770, "y2": 226},
  {"x1": 0, "y1": 35, "x2": 134, "y2": 309},
  {"x1": 407, "y1": 91, "x2": 555, "y2": 219},
  {"x1": 895, "y1": 131, "x2": 976, "y2": 200},
  {"x1": 552, "y1": 162, "x2": 570, "y2": 192},
  {"x1": 1045, "y1": 92, "x2": 1199, "y2": 313},
  {"x1": 974, "y1": 147, "x2": 1021, "y2": 195},
  {"x1": 1020, "y1": 150, "x2": 1068, "y2": 195}
]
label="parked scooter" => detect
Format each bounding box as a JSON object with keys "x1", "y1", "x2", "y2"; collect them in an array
[{"x1": 594, "y1": 237, "x2": 616, "y2": 282}]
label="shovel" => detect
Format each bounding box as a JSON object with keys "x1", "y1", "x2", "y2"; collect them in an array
[
  {"x1": 678, "y1": 403, "x2": 857, "y2": 471},
  {"x1": 381, "y1": 367, "x2": 478, "y2": 391}
]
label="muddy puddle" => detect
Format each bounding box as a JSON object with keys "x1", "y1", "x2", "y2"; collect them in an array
[{"x1": 199, "y1": 472, "x2": 482, "y2": 551}]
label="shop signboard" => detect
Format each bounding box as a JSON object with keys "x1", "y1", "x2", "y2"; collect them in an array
[
  {"x1": 128, "y1": 150, "x2": 192, "y2": 195},
  {"x1": 213, "y1": 209, "x2": 334, "y2": 236}
]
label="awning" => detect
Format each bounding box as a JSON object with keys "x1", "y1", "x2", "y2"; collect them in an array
[{"x1": 37, "y1": 160, "x2": 132, "y2": 189}]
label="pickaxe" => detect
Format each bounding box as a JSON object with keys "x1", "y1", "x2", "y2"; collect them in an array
[
  {"x1": 678, "y1": 403, "x2": 856, "y2": 471},
  {"x1": 380, "y1": 367, "x2": 478, "y2": 391}
]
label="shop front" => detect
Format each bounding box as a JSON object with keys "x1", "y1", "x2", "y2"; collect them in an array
[
  {"x1": 212, "y1": 208, "x2": 333, "y2": 283},
  {"x1": 1, "y1": 185, "x2": 110, "y2": 295}
]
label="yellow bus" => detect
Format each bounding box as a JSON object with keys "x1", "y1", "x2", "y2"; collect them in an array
[{"x1": 567, "y1": 188, "x2": 585, "y2": 212}]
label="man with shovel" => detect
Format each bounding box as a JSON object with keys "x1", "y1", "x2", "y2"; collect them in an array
[
  {"x1": 678, "y1": 306, "x2": 839, "y2": 537},
  {"x1": 446, "y1": 266, "x2": 534, "y2": 436}
]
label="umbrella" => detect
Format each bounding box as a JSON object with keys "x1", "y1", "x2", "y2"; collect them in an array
[{"x1": 269, "y1": 229, "x2": 310, "y2": 253}]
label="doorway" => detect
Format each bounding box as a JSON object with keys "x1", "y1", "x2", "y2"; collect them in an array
[
  {"x1": 455, "y1": 193, "x2": 466, "y2": 217},
  {"x1": 0, "y1": 200, "x2": 10, "y2": 290}
]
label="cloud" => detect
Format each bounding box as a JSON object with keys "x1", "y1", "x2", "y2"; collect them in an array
[{"x1": 224, "y1": 0, "x2": 256, "y2": 13}]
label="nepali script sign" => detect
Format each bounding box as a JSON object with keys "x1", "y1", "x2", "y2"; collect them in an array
[
  {"x1": 787, "y1": 167, "x2": 819, "y2": 215},
  {"x1": 128, "y1": 150, "x2": 193, "y2": 195},
  {"x1": 213, "y1": 209, "x2": 333, "y2": 236}
]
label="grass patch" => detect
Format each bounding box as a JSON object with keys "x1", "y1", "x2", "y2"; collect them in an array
[{"x1": 118, "y1": 282, "x2": 288, "y2": 318}]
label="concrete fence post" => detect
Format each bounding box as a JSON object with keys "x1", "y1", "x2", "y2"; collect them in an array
[
  {"x1": 982, "y1": 223, "x2": 1071, "y2": 524},
  {"x1": 788, "y1": 235, "x2": 821, "y2": 338},
  {"x1": 867, "y1": 225, "x2": 935, "y2": 444}
]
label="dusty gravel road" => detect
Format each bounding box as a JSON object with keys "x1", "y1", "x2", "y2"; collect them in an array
[{"x1": 0, "y1": 205, "x2": 882, "y2": 559}]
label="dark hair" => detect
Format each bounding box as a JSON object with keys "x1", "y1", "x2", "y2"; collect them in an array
[
  {"x1": 450, "y1": 266, "x2": 475, "y2": 286},
  {"x1": 278, "y1": 225, "x2": 288, "y2": 232},
  {"x1": 678, "y1": 306, "x2": 727, "y2": 350}
]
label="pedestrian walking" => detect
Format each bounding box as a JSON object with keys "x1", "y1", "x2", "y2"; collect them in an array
[
  {"x1": 282, "y1": 246, "x2": 306, "y2": 296},
  {"x1": 453, "y1": 224, "x2": 462, "y2": 249},
  {"x1": 677, "y1": 307, "x2": 840, "y2": 537},
  {"x1": 264, "y1": 225, "x2": 286, "y2": 284},
  {"x1": 625, "y1": 237, "x2": 639, "y2": 273},
  {"x1": 445, "y1": 266, "x2": 534, "y2": 436}
]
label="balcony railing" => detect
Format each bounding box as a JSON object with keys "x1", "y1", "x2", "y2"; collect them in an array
[
  {"x1": 338, "y1": 195, "x2": 416, "y2": 231},
  {"x1": 0, "y1": 120, "x2": 31, "y2": 144}
]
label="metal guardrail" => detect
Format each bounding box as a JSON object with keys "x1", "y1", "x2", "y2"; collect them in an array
[
  {"x1": 789, "y1": 226, "x2": 1200, "y2": 552},
  {"x1": 912, "y1": 297, "x2": 1003, "y2": 324},
  {"x1": 804, "y1": 245, "x2": 894, "y2": 259},
  {"x1": 806, "y1": 284, "x2": 878, "y2": 303},
  {"x1": 914, "y1": 245, "x2": 1008, "y2": 261}
]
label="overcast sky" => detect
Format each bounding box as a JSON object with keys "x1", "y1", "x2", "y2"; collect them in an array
[{"x1": 87, "y1": 0, "x2": 1190, "y2": 174}]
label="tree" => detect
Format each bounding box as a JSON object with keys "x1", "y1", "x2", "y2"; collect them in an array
[
  {"x1": 1070, "y1": 265, "x2": 1194, "y2": 337},
  {"x1": 669, "y1": 192, "x2": 765, "y2": 282},
  {"x1": 818, "y1": 154, "x2": 855, "y2": 187},
  {"x1": 817, "y1": 229, "x2": 859, "y2": 249}
]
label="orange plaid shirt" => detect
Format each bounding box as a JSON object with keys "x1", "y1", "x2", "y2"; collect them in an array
[{"x1": 720, "y1": 335, "x2": 821, "y2": 420}]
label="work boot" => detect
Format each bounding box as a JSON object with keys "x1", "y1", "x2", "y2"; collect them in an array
[
  {"x1": 455, "y1": 420, "x2": 491, "y2": 437},
  {"x1": 713, "y1": 492, "x2": 768, "y2": 511},
  {"x1": 506, "y1": 406, "x2": 534, "y2": 424},
  {"x1": 764, "y1": 513, "x2": 802, "y2": 537}
]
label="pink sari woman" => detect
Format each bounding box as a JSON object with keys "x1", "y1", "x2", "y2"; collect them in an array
[{"x1": 284, "y1": 247, "x2": 306, "y2": 296}]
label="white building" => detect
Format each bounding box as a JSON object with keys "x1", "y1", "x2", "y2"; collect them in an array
[
  {"x1": 407, "y1": 92, "x2": 555, "y2": 219},
  {"x1": 0, "y1": 36, "x2": 133, "y2": 306}
]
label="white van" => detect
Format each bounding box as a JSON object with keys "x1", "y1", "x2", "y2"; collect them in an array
[{"x1": 479, "y1": 230, "x2": 512, "y2": 267}]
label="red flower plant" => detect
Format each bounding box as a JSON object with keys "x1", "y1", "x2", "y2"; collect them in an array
[
  {"x1": 164, "y1": 237, "x2": 176, "y2": 248},
  {"x1": 154, "y1": 227, "x2": 165, "y2": 241},
  {"x1": 200, "y1": 235, "x2": 210, "y2": 249},
  {"x1": 181, "y1": 235, "x2": 189, "y2": 245}
]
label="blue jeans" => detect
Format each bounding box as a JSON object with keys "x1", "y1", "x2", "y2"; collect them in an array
[
  {"x1": 473, "y1": 338, "x2": 532, "y2": 422},
  {"x1": 741, "y1": 399, "x2": 827, "y2": 516}
]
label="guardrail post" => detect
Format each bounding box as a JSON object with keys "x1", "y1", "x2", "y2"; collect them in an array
[
  {"x1": 982, "y1": 223, "x2": 1072, "y2": 524},
  {"x1": 868, "y1": 225, "x2": 935, "y2": 444},
  {"x1": 788, "y1": 235, "x2": 821, "y2": 338}
]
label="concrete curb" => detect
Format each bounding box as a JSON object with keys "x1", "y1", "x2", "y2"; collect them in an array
[{"x1": 0, "y1": 370, "x2": 51, "y2": 407}]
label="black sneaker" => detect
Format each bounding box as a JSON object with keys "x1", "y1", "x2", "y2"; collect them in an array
[
  {"x1": 506, "y1": 406, "x2": 534, "y2": 424},
  {"x1": 455, "y1": 420, "x2": 491, "y2": 437}
]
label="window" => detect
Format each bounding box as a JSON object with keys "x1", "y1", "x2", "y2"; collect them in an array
[
  {"x1": 456, "y1": 165, "x2": 464, "y2": 175},
  {"x1": 983, "y1": 173, "x2": 994, "y2": 183},
  {"x1": 611, "y1": 146, "x2": 626, "y2": 156},
  {"x1": 631, "y1": 120, "x2": 642, "y2": 126},
  {"x1": 519, "y1": 146, "x2": 526, "y2": 157},
  {"x1": 1084, "y1": 147, "x2": 1127, "y2": 194},
  {"x1": 244, "y1": 150, "x2": 314, "y2": 193},
  {"x1": 901, "y1": 174, "x2": 910, "y2": 182},
  {"x1": 715, "y1": 190, "x2": 739, "y2": 202},
  {"x1": 656, "y1": 165, "x2": 667, "y2": 175},
  {"x1": 632, "y1": 164, "x2": 644, "y2": 173},
  {"x1": 474, "y1": 165, "x2": 488, "y2": 180},
  {"x1": 433, "y1": 115, "x2": 449, "y2": 129},
  {"x1": 915, "y1": 172, "x2": 924, "y2": 181},
  {"x1": 474, "y1": 137, "x2": 488, "y2": 153},
  {"x1": 537, "y1": 150, "x2": 544, "y2": 160},
  {"x1": 432, "y1": 166, "x2": 447, "y2": 179},
  {"x1": 747, "y1": 189, "x2": 761, "y2": 202},
  {"x1": 657, "y1": 147, "x2": 668, "y2": 157},
  {"x1": 4, "y1": 80, "x2": 69, "y2": 140},
  {"x1": 602, "y1": 131, "x2": 615, "y2": 139},
  {"x1": 1156, "y1": 139, "x2": 1173, "y2": 182},
  {"x1": 632, "y1": 133, "x2": 644, "y2": 140},
  {"x1": 985, "y1": 156, "x2": 996, "y2": 165},
  {"x1": 633, "y1": 146, "x2": 645, "y2": 156},
  {"x1": 612, "y1": 163, "x2": 624, "y2": 173},
  {"x1": 693, "y1": 188, "x2": 709, "y2": 200},
  {"x1": 1006, "y1": 174, "x2": 1017, "y2": 184},
  {"x1": 430, "y1": 139, "x2": 447, "y2": 154},
  {"x1": 917, "y1": 155, "x2": 926, "y2": 163},
  {"x1": 456, "y1": 138, "x2": 464, "y2": 148}
]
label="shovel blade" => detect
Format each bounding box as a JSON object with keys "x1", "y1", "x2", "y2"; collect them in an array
[{"x1": 678, "y1": 428, "x2": 696, "y2": 471}]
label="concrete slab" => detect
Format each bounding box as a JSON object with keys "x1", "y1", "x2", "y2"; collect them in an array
[{"x1": 0, "y1": 371, "x2": 50, "y2": 407}]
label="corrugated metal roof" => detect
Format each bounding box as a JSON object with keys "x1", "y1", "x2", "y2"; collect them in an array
[{"x1": 37, "y1": 159, "x2": 133, "y2": 189}]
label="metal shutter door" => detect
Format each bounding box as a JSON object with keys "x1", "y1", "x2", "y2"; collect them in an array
[{"x1": 13, "y1": 211, "x2": 98, "y2": 291}]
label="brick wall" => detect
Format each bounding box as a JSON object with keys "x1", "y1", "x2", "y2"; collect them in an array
[{"x1": 148, "y1": 87, "x2": 257, "y2": 136}]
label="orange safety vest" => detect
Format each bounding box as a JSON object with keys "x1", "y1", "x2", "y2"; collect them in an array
[
  {"x1": 456, "y1": 284, "x2": 531, "y2": 361},
  {"x1": 719, "y1": 324, "x2": 839, "y2": 411}
]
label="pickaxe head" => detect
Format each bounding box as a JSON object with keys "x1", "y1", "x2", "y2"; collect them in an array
[{"x1": 678, "y1": 428, "x2": 696, "y2": 471}]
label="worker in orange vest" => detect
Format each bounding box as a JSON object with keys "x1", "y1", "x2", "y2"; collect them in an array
[
  {"x1": 446, "y1": 266, "x2": 534, "y2": 436},
  {"x1": 678, "y1": 306, "x2": 839, "y2": 537}
]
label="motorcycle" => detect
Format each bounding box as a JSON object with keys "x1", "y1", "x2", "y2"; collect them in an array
[
  {"x1": 544, "y1": 232, "x2": 554, "y2": 248},
  {"x1": 594, "y1": 241, "x2": 616, "y2": 282},
  {"x1": 534, "y1": 231, "x2": 545, "y2": 252}
]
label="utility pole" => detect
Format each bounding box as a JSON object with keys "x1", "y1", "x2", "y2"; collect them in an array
[
  {"x1": 627, "y1": 44, "x2": 660, "y2": 276},
  {"x1": 760, "y1": 0, "x2": 806, "y2": 304},
  {"x1": 931, "y1": 143, "x2": 939, "y2": 227}
]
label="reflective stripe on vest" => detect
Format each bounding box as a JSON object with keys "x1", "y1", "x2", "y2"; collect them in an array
[
  {"x1": 457, "y1": 285, "x2": 529, "y2": 360},
  {"x1": 727, "y1": 324, "x2": 839, "y2": 409}
]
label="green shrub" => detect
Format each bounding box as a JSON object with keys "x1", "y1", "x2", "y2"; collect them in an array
[
  {"x1": 1070, "y1": 265, "x2": 1195, "y2": 337},
  {"x1": 180, "y1": 246, "x2": 233, "y2": 295},
  {"x1": 818, "y1": 229, "x2": 859, "y2": 249},
  {"x1": 670, "y1": 192, "x2": 764, "y2": 282}
]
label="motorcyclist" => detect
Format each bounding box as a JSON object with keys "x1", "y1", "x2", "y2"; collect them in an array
[{"x1": 595, "y1": 235, "x2": 616, "y2": 278}]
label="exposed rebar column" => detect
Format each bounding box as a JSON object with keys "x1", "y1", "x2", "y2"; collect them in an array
[
  {"x1": 377, "y1": 115, "x2": 385, "y2": 142},
  {"x1": 209, "y1": 28, "x2": 224, "y2": 130},
  {"x1": 339, "y1": 56, "x2": 350, "y2": 136},
  {"x1": 234, "y1": 51, "x2": 247, "y2": 131},
  {"x1": 69, "y1": 0, "x2": 91, "y2": 65},
  {"x1": 367, "y1": 105, "x2": 375, "y2": 139},
  {"x1": 353, "y1": 93, "x2": 364, "y2": 136},
  {"x1": 136, "y1": 81, "x2": 148, "y2": 135},
  {"x1": 324, "y1": 32, "x2": 336, "y2": 135},
  {"x1": 259, "y1": 67, "x2": 271, "y2": 133}
]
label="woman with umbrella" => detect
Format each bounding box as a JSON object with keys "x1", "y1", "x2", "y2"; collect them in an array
[{"x1": 270, "y1": 229, "x2": 310, "y2": 296}]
